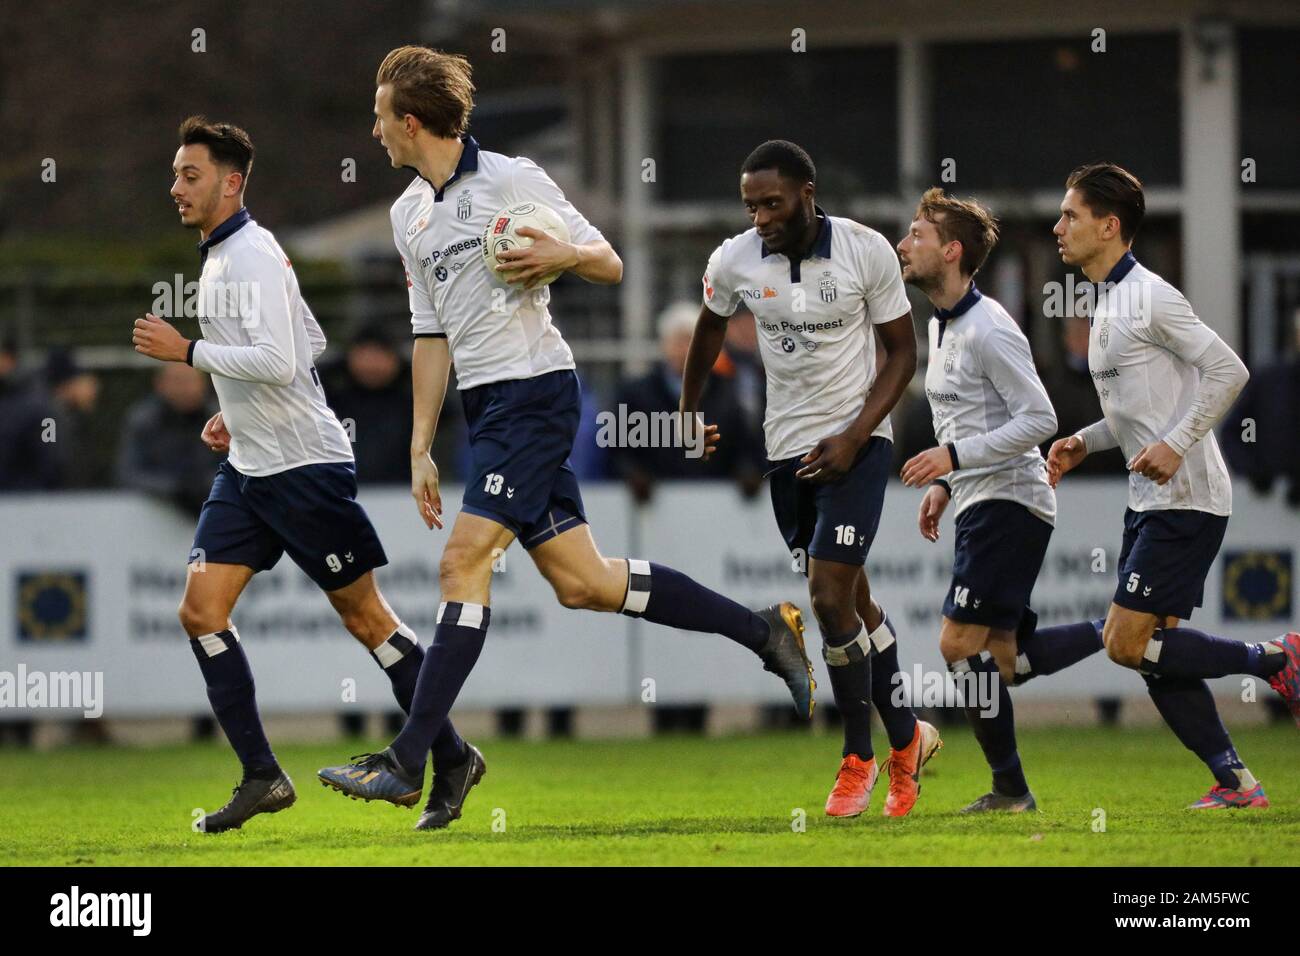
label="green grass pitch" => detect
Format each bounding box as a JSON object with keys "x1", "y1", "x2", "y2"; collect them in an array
[{"x1": 4, "y1": 725, "x2": 1298, "y2": 866}]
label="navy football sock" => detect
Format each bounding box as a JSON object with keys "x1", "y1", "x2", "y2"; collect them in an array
[
  {"x1": 1142, "y1": 673, "x2": 1243, "y2": 789},
  {"x1": 620, "y1": 560, "x2": 769, "y2": 652},
  {"x1": 390, "y1": 602, "x2": 488, "y2": 772},
  {"x1": 370, "y1": 624, "x2": 467, "y2": 770},
  {"x1": 865, "y1": 612, "x2": 918, "y2": 750},
  {"x1": 950, "y1": 655, "x2": 1026, "y2": 796},
  {"x1": 1012, "y1": 615, "x2": 1105, "y2": 685},
  {"x1": 1143, "y1": 627, "x2": 1285, "y2": 680},
  {"x1": 822, "y1": 625, "x2": 873, "y2": 761},
  {"x1": 190, "y1": 627, "x2": 278, "y2": 777}
]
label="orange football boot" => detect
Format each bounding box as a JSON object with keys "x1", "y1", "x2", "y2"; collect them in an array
[
  {"x1": 825, "y1": 754, "x2": 879, "y2": 817},
  {"x1": 882, "y1": 720, "x2": 943, "y2": 817}
]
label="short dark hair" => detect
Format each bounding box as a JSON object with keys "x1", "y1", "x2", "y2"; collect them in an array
[
  {"x1": 741, "y1": 139, "x2": 816, "y2": 185},
  {"x1": 1065, "y1": 162, "x2": 1145, "y2": 243},
  {"x1": 915, "y1": 187, "x2": 1000, "y2": 277},
  {"x1": 178, "y1": 115, "x2": 255, "y2": 190}
]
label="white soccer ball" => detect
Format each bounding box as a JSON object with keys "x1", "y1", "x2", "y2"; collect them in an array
[{"x1": 481, "y1": 201, "x2": 571, "y2": 287}]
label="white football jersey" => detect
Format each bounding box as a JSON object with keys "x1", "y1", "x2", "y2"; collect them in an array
[
  {"x1": 924, "y1": 285, "x2": 1057, "y2": 525},
  {"x1": 1082, "y1": 253, "x2": 1245, "y2": 516},
  {"x1": 389, "y1": 137, "x2": 604, "y2": 391},
  {"x1": 190, "y1": 209, "x2": 353, "y2": 477},
  {"x1": 702, "y1": 211, "x2": 912, "y2": 461}
]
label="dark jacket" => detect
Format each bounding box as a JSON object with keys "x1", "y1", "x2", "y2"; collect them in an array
[{"x1": 115, "y1": 395, "x2": 220, "y2": 516}]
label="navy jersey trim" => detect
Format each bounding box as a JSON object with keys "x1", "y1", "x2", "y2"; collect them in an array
[
  {"x1": 198, "y1": 207, "x2": 252, "y2": 263},
  {"x1": 761, "y1": 206, "x2": 834, "y2": 283}
]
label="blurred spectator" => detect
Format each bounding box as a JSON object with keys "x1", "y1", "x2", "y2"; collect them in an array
[
  {"x1": 116, "y1": 363, "x2": 217, "y2": 516},
  {"x1": 1222, "y1": 309, "x2": 1300, "y2": 506},
  {"x1": 323, "y1": 323, "x2": 467, "y2": 484},
  {"x1": 45, "y1": 349, "x2": 103, "y2": 489},
  {"x1": 611, "y1": 302, "x2": 764, "y2": 503},
  {"x1": 1040, "y1": 315, "x2": 1125, "y2": 475},
  {"x1": 0, "y1": 339, "x2": 61, "y2": 491},
  {"x1": 323, "y1": 324, "x2": 411, "y2": 485}
]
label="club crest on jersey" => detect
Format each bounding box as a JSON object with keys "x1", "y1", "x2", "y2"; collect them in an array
[
  {"x1": 1098, "y1": 319, "x2": 1110, "y2": 350},
  {"x1": 943, "y1": 338, "x2": 958, "y2": 372},
  {"x1": 819, "y1": 271, "x2": 837, "y2": 303},
  {"x1": 406, "y1": 216, "x2": 428, "y2": 239},
  {"x1": 457, "y1": 191, "x2": 473, "y2": 221}
]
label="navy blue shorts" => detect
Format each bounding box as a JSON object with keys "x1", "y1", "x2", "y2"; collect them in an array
[
  {"x1": 943, "y1": 499, "x2": 1053, "y2": 630},
  {"x1": 459, "y1": 369, "x2": 588, "y2": 549},
  {"x1": 1114, "y1": 507, "x2": 1228, "y2": 620},
  {"x1": 192, "y1": 460, "x2": 387, "y2": 591},
  {"x1": 767, "y1": 437, "x2": 892, "y2": 570}
]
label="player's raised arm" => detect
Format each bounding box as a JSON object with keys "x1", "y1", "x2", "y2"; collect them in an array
[
  {"x1": 497, "y1": 157, "x2": 621, "y2": 288},
  {"x1": 1127, "y1": 284, "x2": 1250, "y2": 484},
  {"x1": 839, "y1": 312, "x2": 917, "y2": 443},
  {"x1": 674, "y1": 303, "x2": 728, "y2": 461},
  {"x1": 679, "y1": 304, "x2": 728, "y2": 414},
  {"x1": 949, "y1": 323, "x2": 1058, "y2": 469},
  {"x1": 188, "y1": 249, "x2": 296, "y2": 386},
  {"x1": 410, "y1": 335, "x2": 450, "y2": 530}
]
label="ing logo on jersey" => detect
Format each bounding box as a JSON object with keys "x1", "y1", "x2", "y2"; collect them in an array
[{"x1": 406, "y1": 216, "x2": 428, "y2": 239}]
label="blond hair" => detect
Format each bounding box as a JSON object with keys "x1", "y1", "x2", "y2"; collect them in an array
[{"x1": 376, "y1": 46, "x2": 475, "y2": 138}]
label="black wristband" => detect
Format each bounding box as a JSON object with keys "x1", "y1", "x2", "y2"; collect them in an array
[
  {"x1": 932, "y1": 477, "x2": 951, "y2": 494},
  {"x1": 946, "y1": 442, "x2": 960, "y2": 470},
  {"x1": 185, "y1": 340, "x2": 197, "y2": 366}
]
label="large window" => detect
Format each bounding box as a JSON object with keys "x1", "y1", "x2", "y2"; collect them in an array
[
  {"x1": 1238, "y1": 29, "x2": 1300, "y2": 190},
  {"x1": 654, "y1": 48, "x2": 898, "y2": 202},
  {"x1": 931, "y1": 35, "x2": 1182, "y2": 190}
]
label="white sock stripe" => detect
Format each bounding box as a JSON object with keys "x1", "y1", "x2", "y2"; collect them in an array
[
  {"x1": 195, "y1": 631, "x2": 229, "y2": 658},
  {"x1": 823, "y1": 627, "x2": 870, "y2": 666},
  {"x1": 373, "y1": 640, "x2": 405, "y2": 668},
  {"x1": 621, "y1": 559, "x2": 652, "y2": 615},
  {"x1": 1143, "y1": 638, "x2": 1163, "y2": 664},
  {"x1": 436, "y1": 601, "x2": 449, "y2": 623},
  {"x1": 867, "y1": 619, "x2": 895, "y2": 652},
  {"x1": 457, "y1": 603, "x2": 486, "y2": 630},
  {"x1": 395, "y1": 621, "x2": 418, "y2": 644},
  {"x1": 1015, "y1": 653, "x2": 1033, "y2": 676}
]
